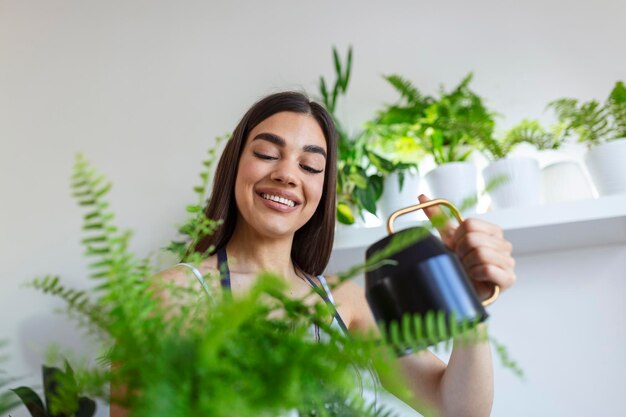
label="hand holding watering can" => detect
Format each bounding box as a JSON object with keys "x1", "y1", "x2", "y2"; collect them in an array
[{"x1": 365, "y1": 195, "x2": 516, "y2": 343}]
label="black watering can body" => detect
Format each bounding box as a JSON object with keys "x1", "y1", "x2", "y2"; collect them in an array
[{"x1": 364, "y1": 199, "x2": 499, "y2": 347}]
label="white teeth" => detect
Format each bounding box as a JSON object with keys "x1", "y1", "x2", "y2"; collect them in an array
[{"x1": 261, "y1": 193, "x2": 295, "y2": 207}]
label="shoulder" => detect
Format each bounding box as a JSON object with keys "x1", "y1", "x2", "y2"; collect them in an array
[
  {"x1": 153, "y1": 255, "x2": 219, "y2": 288},
  {"x1": 322, "y1": 276, "x2": 377, "y2": 334},
  {"x1": 150, "y1": 255, "x2": 221, "y2": 307}
]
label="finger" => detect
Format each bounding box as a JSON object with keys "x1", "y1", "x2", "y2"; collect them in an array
[
  {"x1": 467, "y1": 263, "x2": 516, "y2": 293},
  {"x1": 461, "y1": 246, "x2": 516, "y2": 273},
  {"x1": 453, "y1": 218, "x2": 505, "y2": 243},
  {"x1": 455, "y1": 232, "x2": 513, "y2": 260},
  {"x1": 418, "y1": 194, "x2": 457, "y2": 246}
]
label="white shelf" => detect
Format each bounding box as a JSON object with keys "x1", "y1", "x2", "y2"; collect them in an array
[{"x1": 328, "y1": 194, "x2": 626, "y2": 274}]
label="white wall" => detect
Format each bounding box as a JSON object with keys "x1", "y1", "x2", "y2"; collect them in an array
[{"x1": 1, "y1": 1, "x2": 625, "y2": 416}]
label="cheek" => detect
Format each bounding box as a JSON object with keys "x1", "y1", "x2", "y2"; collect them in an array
[{"x1": 308, "y1": 177, "x2": 325, "y2": 206}]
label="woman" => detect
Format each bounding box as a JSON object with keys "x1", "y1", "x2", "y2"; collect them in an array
[{"x1": 112, "y1": 91, "x2": 515, "y2": 417}]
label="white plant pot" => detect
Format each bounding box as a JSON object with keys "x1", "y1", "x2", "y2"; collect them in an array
[
  {"x1": 378, "y1": 171, "x2": 421, "y2": 222},
  {"x1": 482, "y1": 156, "x2": 540, "y2": 210},
  {"x1": 584, "y1": 138, "x2": 626, "y2": 196},
  {"x1": 541, "y1": 161, "x2": 594, "y2": 204},
  {"x1": 425, "y1": 162, "x2": 478, "y2": 213}
]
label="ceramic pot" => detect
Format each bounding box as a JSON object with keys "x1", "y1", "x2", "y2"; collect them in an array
[
  {"x1": 378, "y1": 171, "x2": 421, "y2": 222},
  {"x1": 424, "y1": 162, "x2": 477, "y2": 214},
  {"x1": 584, "y1": 138, "x2": 626, "y2": 196},
  {"x1": 482, "y1": 156, "x2": 540, "y2": 210},
  {"x1": 541, "y1": 160, "x2": 595, "y2": 204}
]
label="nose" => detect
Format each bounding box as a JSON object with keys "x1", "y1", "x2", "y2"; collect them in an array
[{"x1": 270, "y1": 161, "x2": 299, "y2": 186}]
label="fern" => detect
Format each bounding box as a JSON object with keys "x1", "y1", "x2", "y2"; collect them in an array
[
  {"x1": 379, "y1": 311, "x2": 485, "y2": 353},
  {"x1": 608, "y1": 81, "x2": 626, "y2": 138},
  {"x1": 384, "y1": 74, "x2": 425, "y2": 106},
  {"x1": 549, "y1": 80, "x2": 626, "y2": 147},
  {"x1": 27, "y1": 276, "x2": 106, "y2": 332},
  {"x1": 166, "y1": 136, "x2": 227, "y2": 262}
]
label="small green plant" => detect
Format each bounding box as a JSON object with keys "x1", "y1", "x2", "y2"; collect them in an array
[
  {"x1": 369, "y1": 73, "x2": 497, "y2": 165},
  {"x1": 548, "y1": 80, "x2": 626, "y2": 148},
  {"x1": 478, "y1": 118, "x2": 561, "y2": 161},
  {"x1": 364, "y1": 74, "x2": 432, "y2": 192},
  {"x1": 165, "y1": 134, "x2": 227, "y2": 263},
  {"x1": 10, "y1": 361, "x2": 96, "y2": 417},
  {"x1": 420, "y1": 73, "x2": 496, "y2": 164}
]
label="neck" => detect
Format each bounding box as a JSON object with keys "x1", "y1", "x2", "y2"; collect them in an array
[{"x1": 226, "y1": 219, "x2": 297, "y2": 280}]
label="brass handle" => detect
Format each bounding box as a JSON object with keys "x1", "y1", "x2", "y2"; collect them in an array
[{"x1": 386, "y1": 198, "x2": 500, "y2": 307}]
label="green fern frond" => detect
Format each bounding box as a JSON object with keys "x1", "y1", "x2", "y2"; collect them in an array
[
  {"x1": 490, "y1": 336, "x2": 525, "y2": 379},
  {"x1": 28, "y1": 276, "x2": 107, "y2": 330},
  {"x1": 165, "y1": 137, "x2": 227, "y2": 261},
  {"x1": 608, "y1": 81, "x2": 626, "y2": 138},
  {"x1": 548, "y1": 82, "x2": 626, "y2": 146},
  {"x1": 378, "y1": 311, "x2": 487, "y2": 354},
  {"x1": 384, "y1": 74, "x2": 423, "y2": 105}
]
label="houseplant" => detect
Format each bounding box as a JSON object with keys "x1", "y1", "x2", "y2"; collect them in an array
[
  {"x1": 508, "y1": 119, "x2": 594, "y2": 204},
  {"x1": 549, "y1": 80, "x2": 626, "y2": 196},
  {"x1": 364, "y1": 74, "x2": 432, "y2": 221},
  {"x1": 372, "y1": 73, "x2": 495, "y2": 213}
]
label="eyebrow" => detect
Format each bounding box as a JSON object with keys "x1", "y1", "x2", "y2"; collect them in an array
[{"x1": 252, "y1": 132, "x2": 327, "y2": 159}]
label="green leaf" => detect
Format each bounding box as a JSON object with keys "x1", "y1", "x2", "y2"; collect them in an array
[
  {"x1": 336, "y1": 202, "x2": 355, "y2": 225},
  {"x1": 332, "y1": 47, "x2": 342, "y2": 86},
  {"x1": 186, "y1": 205, "x2": 201, "y2": 213},
  {"x1": 10, "y1": 387, "x2": 47, "y2": 417},
  {"x1": 354, "y1": 185, "x2": 377, "y2": 215},
  {"x1": 342, "y1": 46, "x2": 353, "y2": 91}
]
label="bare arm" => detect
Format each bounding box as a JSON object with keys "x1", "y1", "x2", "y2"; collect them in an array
[{"x1": 335, "y1": 198, "x2": 516, "y2": 417}]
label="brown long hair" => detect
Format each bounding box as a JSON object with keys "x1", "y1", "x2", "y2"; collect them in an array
[{"x1": 193, "y1": 91, "x2": 338, "y2": 276}]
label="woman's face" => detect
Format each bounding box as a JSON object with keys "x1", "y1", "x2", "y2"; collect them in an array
[{"x1": 234, "y1": 111, "x2": 327, "y2": 239}]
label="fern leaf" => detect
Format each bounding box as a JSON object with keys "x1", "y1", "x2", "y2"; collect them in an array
[{"x1": 383, "y1": 74, "x2": 422, "y2": 105}]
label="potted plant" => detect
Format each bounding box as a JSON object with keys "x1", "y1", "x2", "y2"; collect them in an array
[
  {"x1": 418, "y1": 73, "x2": 496, "y2": 212},
  {"x1": 510, "y1": 119, "x2": 594, "y2": 204},
  {"x1": 364, "y1": 74, "x2": 432, "y2": 221},
  {"x1": 319, "y1": 47, "x2": 383, "y2": 226},
  {"x1": 479, "y1": 120, "x2": 543, "y2": 210},
  {"x1": 549, "y1": 80, "x2": 626, "y2": 196}
]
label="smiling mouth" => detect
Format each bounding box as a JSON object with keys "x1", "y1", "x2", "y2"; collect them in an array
[{"x1": 260, "y1": 193, "x2": 296, "y2": 208}]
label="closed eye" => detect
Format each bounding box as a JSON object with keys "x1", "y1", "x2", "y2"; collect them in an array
[
  {"x1": 300, "y1": 164, "x2": 324, "y2": 174},
  {"x1": 253, "y1": 152, "x2": 278, "y2": 161}
]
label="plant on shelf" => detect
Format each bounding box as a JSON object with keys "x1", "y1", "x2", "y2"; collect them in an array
[
  {"x1": 478, "y1": 118, "x2": 564, "y2": 161},
  {"x1": 364, "y1": 74, "x2": 433, "y2": 190},
  {"x1": 548, "y1": 80, "x2": 626, "y2": 196},
  {"x1": 399, "y1": 73, "x2": 497, "y2": 209},
  {"x1": 319, "y1": 46, "x2": 383, "y2": 225},
  {"x1": 477, "y1": 120, "x2": 553, "y2": 210},
  {"x1": 419, "y1": 73, "x2": 496, "y2": 165},
  {"x1": 548, "y1": 80, "x2": 626, "y2": 148}
]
